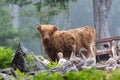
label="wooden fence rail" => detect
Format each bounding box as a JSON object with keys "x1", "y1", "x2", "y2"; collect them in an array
[{"x1": 95, "y1": 36, "x2": 120, "y2": 55}]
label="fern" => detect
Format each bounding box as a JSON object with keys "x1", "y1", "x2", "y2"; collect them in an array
[
  {"x1": 0, "y1": 46, "x2": 14, "y2": 69},
  {"x1": 15, "y1": 69, "x2": 34, "y2": 80},
  {"x1": 34, "y1": 72, "x2": 47, "y2": 80},
  {"x1": 0, "y1": 75, "x2": 2, "y2": 80},
  {"x1": 109, "y1": 69, "x2": 120, "y2": 80},
  {"x1": 48, "y1": 72, "x2": 64, "y2": 80},
  {"x1": 24, "y1": 54, "x2": 35, "y2": 72},
  {"x1": 47, "y1": 61, "x2": 58, "y2": 69},
  {"x1": 11, "y1": 68, "x2": 120, "y2": 80}
]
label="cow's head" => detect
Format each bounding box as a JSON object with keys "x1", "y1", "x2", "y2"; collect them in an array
[{"x1": 37, "y1": 24, "x2": 57, "y2": 40}]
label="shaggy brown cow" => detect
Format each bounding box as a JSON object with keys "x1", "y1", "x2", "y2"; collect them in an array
[{"x1": 37, "y1": 24, "x2": 95, "y2": 61}]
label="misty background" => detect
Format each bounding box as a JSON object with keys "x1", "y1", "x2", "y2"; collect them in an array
[{"x1": 0, "y1": 0, "x2": 120, "y2": 56}]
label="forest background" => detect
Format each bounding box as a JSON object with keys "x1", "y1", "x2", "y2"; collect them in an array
[{"x1": 0, "y1": 0, "x2": 120, "y2": 57}]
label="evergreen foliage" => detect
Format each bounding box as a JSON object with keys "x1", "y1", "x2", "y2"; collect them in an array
[{"x1": 0, "y1": 0, "x2": 18, "y2": 48}]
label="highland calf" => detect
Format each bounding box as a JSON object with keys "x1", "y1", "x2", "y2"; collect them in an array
[{"x1": 37, "y1": 24, "x2": 95, "y2": 61}]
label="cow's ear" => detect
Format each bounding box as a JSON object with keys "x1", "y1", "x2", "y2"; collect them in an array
[
  {"x1": 36, "y1": 24, "x2": 41, "y2": 31},
  {"x1": 53, "y1": 25, "x2": 57, "y2": 32}
]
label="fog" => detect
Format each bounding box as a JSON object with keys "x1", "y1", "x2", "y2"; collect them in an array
[{"x1": 0, "y1": 0, "x2": 120, "y2": 56}]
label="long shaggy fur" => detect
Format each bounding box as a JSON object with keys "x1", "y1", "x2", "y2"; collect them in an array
[{"x1": 37, "y1": 24, "x2": 95, "y2": 61}]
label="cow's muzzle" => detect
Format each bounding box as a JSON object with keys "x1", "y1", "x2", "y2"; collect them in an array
[{"x1": 43, "y1": 36, "x2": 50, "y2": 40}]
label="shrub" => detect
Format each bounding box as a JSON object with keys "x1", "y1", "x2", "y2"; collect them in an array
[
  {"x1": 48, "y1": 72, "x2": 64, "y2": 80},
  {"x1": 8, "y1": 68, "x2": 120, "y2": 80},
  {"x1": 46, "y1": 61, "x2": 58, "y2": 69},
  {"x1": 109, "y1": 69, "x2": 120, "y2": 80},
  {"x1": 0, "y1": 46, "x2": 14, "y2": 69},
  {"x1": 65, "y1": 68, "x2": 107, "y2": 80},
  {"x1": 0, "y1": 75, "x2": 2, "y2": 80},
  {"x1": 14, "y1": 69, "x2": 34, "y2": 80},
  {"x1": 34, "y1": 72, "x2": 47, "y2": 80},
  {"x1": 24, "y1": 54, "x2": 35, "y2": 72}
]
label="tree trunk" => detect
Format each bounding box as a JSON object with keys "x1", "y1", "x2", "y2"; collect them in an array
[
  {"x1": 93, "y1": 0, "x2": 112, "y2": 39},
  {"x1": 9, "y1": 4, "x2": 19, "y2": 31},
  {"x1": 67, "y1": 0, "x2": 71, "y2": 29}
]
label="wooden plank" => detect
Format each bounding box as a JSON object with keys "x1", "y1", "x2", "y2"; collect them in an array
[
  {"x1": 95, "y1": 36, "x2": 120, "y2": 44},
  {"x1": 95, "y1": 36, "x2": 120, "y2": 55},
  {"x1": 96, "y1": 50, "x2": 112, "y2": 55}
]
